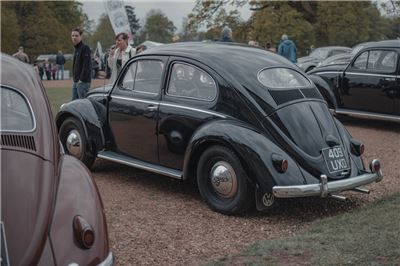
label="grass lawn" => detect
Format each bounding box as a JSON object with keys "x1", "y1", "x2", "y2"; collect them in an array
[
  {"x1": 45, "y1": 87, "x2": 71, "y2": 116},
  {"x1": 211, "y1": 193, "x2": 400, "y2": 265}
]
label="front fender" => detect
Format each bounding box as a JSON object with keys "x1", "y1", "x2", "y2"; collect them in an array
[
  {"x1": 309, "y1": 74, "x2": 338, "y2": 109},
  {"x1": 50, "y1": 155, "x2": 109, "y2": 265},
  {"x1": 56, "y1": 99, "x2": 106, "y2": 154},
  {"x1": 183, "y1": 120, "x2": 306, "y2": 193}
]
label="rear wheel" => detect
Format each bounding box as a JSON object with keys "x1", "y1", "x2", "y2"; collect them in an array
[
  {"x1": 197, "y1": 146, "x2": 253, "y2": 214},
  {"x1": 59, "y1": 117, "x2": 95, "y2": 169}
]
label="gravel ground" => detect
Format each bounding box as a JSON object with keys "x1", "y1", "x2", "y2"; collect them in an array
[
  {"x1": 89, "y1": 116, "x2": 399, "y2": 266},
  {"x1": 44, "y1": 80, "x2": 399, "y2": 265}
]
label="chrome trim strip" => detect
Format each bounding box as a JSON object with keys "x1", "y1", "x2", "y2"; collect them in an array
[
  {"x1": 273, "y1": 168, "x2": 383, "y2": 198},
  {"x1": 111, "y1": 95, "x2": 226, "y2": 118},
  {"x1": 98, "y1": 151, "x2": 182, "y2": 179},
  {"x1": 345, "y1": 72, "x2": 399, "y2": 78},
  {"x1": 335, "y1": 109, "x2": 400, "y2": 122},
  {"x1": 160, "y1": 102, "x2": 226, "y2": 118},
  {"x1": 111, "y1": 95, "x2": 159, "y2": 105},
  {"x1": 312, "y1": 71, "x2": 342, "y2": 75},
  {"x1": 0, "y1": 85, "x2": 37, "y2": 133},
  {"x1": 97, "y1": 251, "x2": 114, "y2": 266}
]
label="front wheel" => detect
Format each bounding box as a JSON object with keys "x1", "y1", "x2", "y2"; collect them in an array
[
  {"x1": 59, "y1": 117, "x2": 95, "y2": 169},
  {"x1": 196, "y1": 146, "x2": 253, "y2": 214}
]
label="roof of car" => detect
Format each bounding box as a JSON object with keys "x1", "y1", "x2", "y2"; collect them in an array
[{"x1": 364, "y1": 39, "x2": 400, "y2": 49}]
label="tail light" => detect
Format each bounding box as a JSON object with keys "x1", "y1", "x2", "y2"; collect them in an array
[
  {"x1": 350, "y1": 139, "x2": 364, "y2": 156},
  {"x1": 369, "y1": 159, "x2": 381, "y2": 173},
  {"x1": 73, "y1": 215, "x2": 95, "y2": 249},
  {"x1": 271, "y1": 154, "x2": 288, "y2": 173}
]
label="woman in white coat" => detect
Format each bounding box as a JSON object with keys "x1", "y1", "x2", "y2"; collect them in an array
[{"x1": 108, "y1": 32, "x2": 135, "y2": 83}]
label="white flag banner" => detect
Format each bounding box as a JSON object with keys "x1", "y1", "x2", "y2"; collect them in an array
[{"x1": 103, "y1": 0, "x2": 132, "y2": 38}]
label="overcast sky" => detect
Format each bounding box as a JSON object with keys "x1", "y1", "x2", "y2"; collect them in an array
[{"x1": 80, "y1": 0, "x2": 252, "y2": 32}]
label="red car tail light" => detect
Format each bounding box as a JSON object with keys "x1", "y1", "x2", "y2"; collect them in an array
[
  {"x1": 271, "y1": 154, "x2": 288, "y2": 173},
  {"x1": 350, "y1": 139, "x2": 365, "y2": 156},
  {"x1": 73, "y1": 215, "x2": 95, "y2": 249}
]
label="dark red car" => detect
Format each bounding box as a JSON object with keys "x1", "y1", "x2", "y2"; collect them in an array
[{"x1": 0, "y1": 54, "x2": 113, "y2": 265}]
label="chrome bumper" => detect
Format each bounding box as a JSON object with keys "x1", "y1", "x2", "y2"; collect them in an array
[
  {"x1": 273, "y1": 170, "x2": 383, "y2": 198},
  {"x1": 98, "y1": 252, "x2": 114, "y2": 266}
]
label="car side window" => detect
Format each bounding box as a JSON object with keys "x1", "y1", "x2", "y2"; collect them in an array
[
  {"x1": 352, "y1": 51, "x2": 368, "y2": 70},
  {"x1": 375, "y1": 51, "x2": 397, "y2": 72},
  {"x1": 134, "y1": 60, "x2": 164, "y2": 95},
  {"x1": 167, "y1": 63, "x2": 217, "y2": 101},
  {"x1": 119, "y1": 62, "x2": 137, "y2": 91},
  {"x1": 1, "y1": 87, "x2": 34, "y2": 131}
]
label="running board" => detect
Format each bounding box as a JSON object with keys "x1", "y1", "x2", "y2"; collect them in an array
[
  {"x1": 335, "y1": 109, "x2": 400, "y2": 122},
  {"x1": 97, "y1": 151, "x2": 183, "y2": 179}
]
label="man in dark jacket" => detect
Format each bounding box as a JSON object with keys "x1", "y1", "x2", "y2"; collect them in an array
[
  {"x1": 71, "y1": 28, "x2": 92, "y2": 100},
  {"x1": 278, "y1": 34, "x2": 297, "y2": 63},
  {"x1": 56, "y1": 50, "x2": 66, "y2": 80}
]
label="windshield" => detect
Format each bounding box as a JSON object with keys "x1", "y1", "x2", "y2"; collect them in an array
[{"x1": 309, "y1": 48, "x2": 330, "y2": 59}]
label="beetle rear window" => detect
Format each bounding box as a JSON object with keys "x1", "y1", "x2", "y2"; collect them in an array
[
  {"x1": 258, "y1": 68, "x2": 311, "y2": 88},
  {"x1": 1, "y1": 87, "x2": 34, "y2": 131}
]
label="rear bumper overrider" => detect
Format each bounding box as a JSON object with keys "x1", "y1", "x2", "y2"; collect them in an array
[{"x1": 272, "y1": 169, "x2": 383, "y2": 198}]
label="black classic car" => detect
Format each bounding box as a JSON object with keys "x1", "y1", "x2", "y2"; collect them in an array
[
  {"x1": 56, "y1": 42, "x2": 383, "y2": 214},
  {"x1": 309, "y1": 40, "x2": 400, "y2": 122},
  {"x1": 297, "y1": 46, "x2": 352, "y2": 72}
]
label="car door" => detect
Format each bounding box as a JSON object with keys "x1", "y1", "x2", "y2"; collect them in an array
[
  {"x1": 340, "y1": 49, "x2": 398, "y2": 115},
  {"x1": 158, "y1": 59, "x2": 221, "y2": 170},
  {"x1": 108, "y1": 57, "x2": 166, "y2": 164}
]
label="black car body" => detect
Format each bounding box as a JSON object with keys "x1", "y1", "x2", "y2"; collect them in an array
[
  {"x1": 309, "y1": 40, "x2": 400, "y2": 122},
  {"x1": 56, "y1": 43, "x2": 383, "y2": 214}
]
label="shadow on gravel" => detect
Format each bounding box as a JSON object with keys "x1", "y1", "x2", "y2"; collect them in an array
[
  {"x1": 92, "y1": 159, "x2": 366, "y2": 222},
  {"x1": 337, "y1": 115, "x2": 400, "y2": 132}
]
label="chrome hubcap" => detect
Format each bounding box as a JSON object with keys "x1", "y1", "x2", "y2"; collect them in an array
[
  {"x1": 210, "y1": 161, "x2": 238, "y2": 198},
  {"x1": 66, "y1": 130, "x2": 82, "y2": 157}
]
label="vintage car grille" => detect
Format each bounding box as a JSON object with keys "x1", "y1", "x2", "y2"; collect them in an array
[
  {"x1": 269, "y1": 89, "x2": 304, "y2": 105},
  {"x1": 300, "y1": 88, "x2": 323, "y2": 100},
  {"x1": 0, "y1": 134, "x2": 36, "y2": 151}
]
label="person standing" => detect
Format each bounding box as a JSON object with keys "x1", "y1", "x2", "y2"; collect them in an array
[
  {"x1": 71, "y1": 28, "x2": 92, "y2": 100},
  {"x1": 278, "y1": 34, "x2": 297, "y2": 63},
  {"x1": 12, "y1": 46, "x2": 30, "y2": 63},
  {"x1": 56, "y1": 50, "x2": 66, "y2": 80},
  {"x1": 107, "y1": 32, "x2": 134, "y2": 84},
  {"x1": 220, "y1": 26, "x2": 233, "y2": 42},
  {"x1": 44, "y1": 59, "x2": 51, "y2": 80}
]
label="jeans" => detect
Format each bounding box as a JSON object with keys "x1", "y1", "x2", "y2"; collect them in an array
[
  {"x1": 57, "y1": 64, "x2": 64, "y2": 80},
  {"x1": 72, "y1": 82, "x2": 90, "y2": 100}
]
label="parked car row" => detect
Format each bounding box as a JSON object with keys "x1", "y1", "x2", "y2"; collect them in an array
[{"x1": 309, "y1": 40, "x2": 400, "y2": 121}]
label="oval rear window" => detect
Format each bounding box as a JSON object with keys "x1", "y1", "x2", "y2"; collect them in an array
[{"x1": 258, "y1": 68, "x2": 310, "y2": 89}]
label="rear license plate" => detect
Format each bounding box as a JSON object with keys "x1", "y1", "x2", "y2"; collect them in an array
[{"x1": 322, "y1": 146, "x2": 350, "y2": 174}]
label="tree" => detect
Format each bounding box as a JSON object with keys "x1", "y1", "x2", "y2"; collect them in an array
[
  {"x1": 140, "y1": 10, "x2": 176, "y2": 43},
  {"x1": 125, "y1": 5, "x2": 140, "y2": 35},
  {"x1": 88, "y1": 14, "x2": 115, "y2": 50},
  {"x1": 1, "y1": 1, "x2": 88, "y2": 59}
]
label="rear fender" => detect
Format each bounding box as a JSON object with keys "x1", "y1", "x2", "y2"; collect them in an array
[
  {"x1": 50, "y1": 155, "x2": 109, "y2": 264},
  {"x1": 183, "y1": 120, "x2": 305, "y2": 193},
  {"x1": 55, "y1": 99, "x2": 106, "y2": 155},
  {"x1": 309, "y1": 74, "x2": 338, "y2": 109}
]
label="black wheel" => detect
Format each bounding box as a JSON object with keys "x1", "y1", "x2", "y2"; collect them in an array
[
  {"x1": 59, "y1": 117, "x2": 95, "y2": 168},
  {"x1": 196, "y1": 146, "x2": 253, "y2": 214}
]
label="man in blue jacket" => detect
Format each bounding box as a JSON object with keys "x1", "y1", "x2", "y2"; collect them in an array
[
  {"x1": 71, "y1": 28, "x2": 92, "y2": 100},
  {"x1": 278, "y1": 34, "x2": 297, "y2": 63}
]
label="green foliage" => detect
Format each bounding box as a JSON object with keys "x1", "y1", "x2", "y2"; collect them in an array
[
  {"x1": 125, "y1": 5, "x2": 140, "y2": 35},
  {"x1": 0, "y1": 3, "x2": 21, "y2": 55},
  {"x1": 140, "y1": 10, "x2": 176, "y2": 43},
  {"x1": 87, "y1": 14, "x2": 115, "y2": 51},
  {"x1": 1, "y1": 1, "x2": 87, "y2": 60}
]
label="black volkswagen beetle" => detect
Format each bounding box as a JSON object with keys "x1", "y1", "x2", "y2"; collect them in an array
[
  {"x1": 309, "y1": 40, "x2": 400, "y2": 121},
  {"x1": 56, "y1": 43, "x2": 383, "y2": 214}
]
